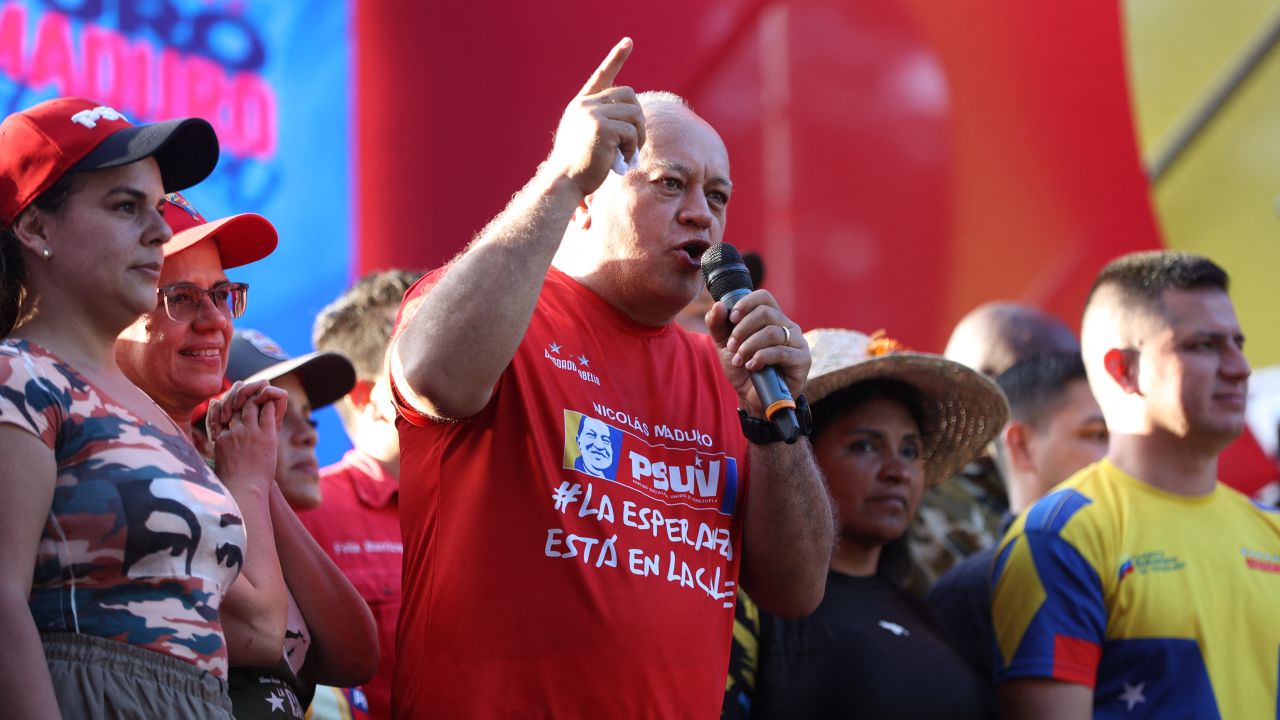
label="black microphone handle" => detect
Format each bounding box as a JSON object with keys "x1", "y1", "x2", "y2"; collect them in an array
[{"x1": 719, "y1": 288, "x2": 800, "y2": 443}]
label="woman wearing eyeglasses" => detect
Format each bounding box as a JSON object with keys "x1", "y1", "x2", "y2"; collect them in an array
[
  {"x1": 116, "y1": 195, "x2": 378, "y2": 720},
  {"x1": 0, "y1": 98, "x2": 246, "y2": 719}
]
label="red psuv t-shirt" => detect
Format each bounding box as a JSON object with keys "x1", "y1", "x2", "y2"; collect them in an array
[{"x1": 390, "y1": 267, "x2": 749, "y2": 719}]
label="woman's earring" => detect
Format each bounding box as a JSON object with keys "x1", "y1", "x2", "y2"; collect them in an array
[{"x1": 40, "y1": 246, "x2": 52, "y2": 261}]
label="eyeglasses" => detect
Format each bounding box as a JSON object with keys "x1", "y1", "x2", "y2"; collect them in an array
[{"x1": 157, "y1": 282, "x2": 249, "y2": 322}]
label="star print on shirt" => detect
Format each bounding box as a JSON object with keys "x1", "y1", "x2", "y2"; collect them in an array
[
  {"x1": 1118, "y1": 681, "x2": 1146, "y2": 711},
  {"x1": 266, "y1": 690, "x2": 287, "y2": 712},
  {"x1": 577, "y1": 354, "x2": 590, "y2": 366},
  {"x1": 549, "y1": 342, "x2": 562, "y2": 354}
]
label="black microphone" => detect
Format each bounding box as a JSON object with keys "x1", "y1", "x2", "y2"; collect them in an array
[{"x1": 701, "y1": 242, "x2": 800, "y2": 443}]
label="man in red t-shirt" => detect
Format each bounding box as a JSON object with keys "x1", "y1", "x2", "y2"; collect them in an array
[
  {"x1": 301, "y1": 270, "x2": 419, "y2": 720},
  {"x1": 388, "y1": 39, "x2": 834, "y2": 718}
]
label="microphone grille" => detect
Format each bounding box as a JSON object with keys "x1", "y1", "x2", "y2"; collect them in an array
[{"x1": 701, "y1": 243, "x2": 754, "y2": 302}]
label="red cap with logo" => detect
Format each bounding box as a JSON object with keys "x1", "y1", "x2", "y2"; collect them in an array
[
  {"x1": 0, "y1": 96, "x2": 219, "y2": 227},
  {"x1": 162, "y1": 192, "x2": 277, "y2": 270}
]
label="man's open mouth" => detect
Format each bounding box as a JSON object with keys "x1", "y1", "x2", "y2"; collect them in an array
[{"x1": 678, "y1": 240, "x2": 710, "y2": 263}]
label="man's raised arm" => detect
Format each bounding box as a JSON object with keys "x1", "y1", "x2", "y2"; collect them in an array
[{"x1": 391, "y1": 38, "x2": 646, "y2": 420}]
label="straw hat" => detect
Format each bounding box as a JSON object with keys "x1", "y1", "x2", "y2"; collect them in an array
[{"x1": 804, "y1": 328, "x2": 1009, "y2": 487}]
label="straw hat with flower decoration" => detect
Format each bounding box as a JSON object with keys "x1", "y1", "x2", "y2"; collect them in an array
[{"x1": 804, "y1": 328, "x2": 1010, "y2": 487}]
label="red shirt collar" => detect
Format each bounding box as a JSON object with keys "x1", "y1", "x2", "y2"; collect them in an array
[{"x1": 342, "y1": 449, "x2": 399, "y2": 508}]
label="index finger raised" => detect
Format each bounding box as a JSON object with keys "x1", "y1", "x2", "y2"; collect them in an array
[{"x1": 579, "y1": 37, "x2": 633, "y2": 96}]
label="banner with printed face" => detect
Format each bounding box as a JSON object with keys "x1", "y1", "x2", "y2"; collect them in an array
[{"x1": 0, "y1": 0, "x2": 353, "y2": 462}]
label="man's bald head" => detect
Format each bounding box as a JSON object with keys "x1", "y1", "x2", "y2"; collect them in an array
[
  {"x1": 944, "y1": 302, "x2": 1079, "y2": 377},
  {"x1": 556, "y1": 88, "x2": 731, "y2": 326}
]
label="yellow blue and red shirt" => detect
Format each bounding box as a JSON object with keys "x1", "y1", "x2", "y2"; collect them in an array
[{"x1": 992, "y1": 459, "x2": 1280, "y2": 718}]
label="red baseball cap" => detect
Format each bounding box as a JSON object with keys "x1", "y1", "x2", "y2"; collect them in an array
[
  {"x1": 162, "y1": 192, "x2": 278, "y2": 270},
  {"x1": 0, "y1": 97, "x2": 219, "y2": 227}
]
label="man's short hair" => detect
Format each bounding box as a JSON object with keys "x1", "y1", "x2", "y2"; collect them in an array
[
  {"x1": 636, "y1": 90, "x2": 690, "y2": 112},
  {"x1": 313, "y1": 269, "x2": 420, "y2": 380},
  {"x1": 1084, "y1": 251, "x2": 1229, "y2": 320},
  {"x1": 995, "y1": 352, "x2": 1088, "y2": 430}
]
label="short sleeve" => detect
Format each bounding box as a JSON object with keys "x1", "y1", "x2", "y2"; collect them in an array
[
  {"x1": 0, "y1": 348, "x2": 65, "y2": 449},
  {"x1": 389, "y1": 269, "x2": 443, "y2": 427},
  {"x1": 991, "y1": 488, "x2": 1106, "y2": 688}
]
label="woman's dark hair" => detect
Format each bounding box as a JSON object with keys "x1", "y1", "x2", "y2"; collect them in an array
[
  {"x1": 0, "y1": 172, "x2": 79, "y2": 336},
  {"x1": 810, "y1": 378, "x2": 928, "y2": 443},
  {"x1": 811, "y1": 377, "x2": 929, "y2": 590}
]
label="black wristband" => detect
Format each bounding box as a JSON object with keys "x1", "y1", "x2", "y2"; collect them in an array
[{"x1": 738, "y1": 394, "x2": 812, "y2": 445}]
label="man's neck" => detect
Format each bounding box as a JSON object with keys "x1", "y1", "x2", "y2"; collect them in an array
[
  {"x1": 551, "y1": 260, "x2": 683, "y2": 328},
  {"x1": 1106, "y1": 433, "x2": 1220, "y2": 496},
  {"x1": 1006, "y1": 471, "x2": 1037, "y2": 515}
]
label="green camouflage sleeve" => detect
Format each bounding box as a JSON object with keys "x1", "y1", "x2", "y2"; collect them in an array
[{"x1": 905, "y1": 457, "x2": 1009, "y2": 595}]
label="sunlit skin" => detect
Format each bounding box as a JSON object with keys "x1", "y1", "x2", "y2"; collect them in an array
[
  {"x1": 813, "y1": 397, "x2": 925, "y2": 577},
  {"x1": 272, "y1": 373, "x2": 321, "y2": 510},
  {"x1": 566, "y1": 103, "x2": 732, "y2": 326},
  {"x1": 116, "y1": 240, "x2": 231, "y2": 429},
  {"x1": 18, "y1": 158, "x2": 171, "y2": 347},
  {"x1": 1134, "y1": 289, "x2": 1249, "y2": 451}
]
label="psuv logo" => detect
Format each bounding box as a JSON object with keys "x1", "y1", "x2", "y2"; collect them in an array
[
  {"x1": 70, "y1": 105, "x2": 128, "y2": 129},
  {"x1": 563, "y1": 410, "x2": 738, "y2": 515},
  {"x1": 629, "y1": 453, "x2": 725, "y2": 499}
]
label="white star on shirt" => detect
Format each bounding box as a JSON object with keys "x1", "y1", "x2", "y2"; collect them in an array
[
  {"x1": 577, "y1": 354, "x2": 590, "y2": 366},
  {"x1": 266, "y1": 691, "x2": 286, "y2": 712},
  {"x1": 1119, "y1": 681, "x2": 1146, "y2": 711},
  {"x1": 695, "y1": 456, "x2": 703, "y2": 467},
  {"x1": 549, "y1": 342, "x2": 562, "y2": 354}
]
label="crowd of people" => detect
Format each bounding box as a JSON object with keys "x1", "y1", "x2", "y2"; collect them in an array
[{"x1": 1, "y1": 36, "x2": 1277, "y2": 720}]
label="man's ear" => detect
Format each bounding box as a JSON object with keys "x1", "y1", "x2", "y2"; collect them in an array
[
  {"x1": 1103, "y1": 348, "x2": 1140, "y2": 394},
  {"x1": 1003, "y1": 421, "x2": 1035, "y2": 473},
  {"x1": 571, "y1": 193, "x2": 594, "y2": 230},
  {"x1": 346, "y1": 379, "x2": 373, "y2": 410}
]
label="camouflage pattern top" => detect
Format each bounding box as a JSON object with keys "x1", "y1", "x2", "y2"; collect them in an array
[
  {"x1": 905, "y1": 456, "x2": 1009, "y2": 597},
  {"x1": 0, "y1": 340, "x2": 246, "y2": 677}
]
